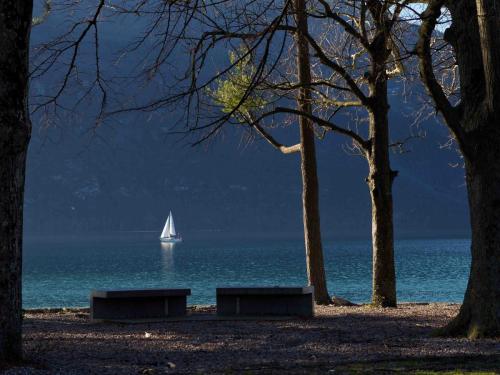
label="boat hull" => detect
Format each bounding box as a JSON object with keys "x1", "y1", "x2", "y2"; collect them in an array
[{"x1": 160, "y1": 237, "x2": 183, "y2": 243}]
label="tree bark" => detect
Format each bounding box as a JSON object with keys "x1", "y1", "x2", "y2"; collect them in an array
[
  {"x1": 0, "y1": 0, "x2": 33, "y2": 362},
  {"x1": 365, "y1": 32, "x2": 397, "y2": 307},
  {"x1": 436, "y1": 137, "x2": 500, "y2": 338},
  {"x1": 367, "y1": 106, "x2": 397, "y2": 308},
  {"x1": 294, "y1": 0, "x2": 331, "y2": 305},
  {"x1": 474, "y1": 0, "x2": 500, "y2": 111}
]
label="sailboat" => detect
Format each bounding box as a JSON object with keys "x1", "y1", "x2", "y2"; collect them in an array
[{"x1": 160, "y1": 211, "x2": 182, "y2": 243}]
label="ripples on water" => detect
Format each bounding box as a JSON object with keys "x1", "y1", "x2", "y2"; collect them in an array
[{"x1": 23, "y1": 235, "x2": 471, "y2": 308}]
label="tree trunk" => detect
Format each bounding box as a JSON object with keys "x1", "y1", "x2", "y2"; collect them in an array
[
  {"x1": 300, "y1": 119, "x2": 330, "y2": 305},
  {"x1": 425, "y1": 0, "x2": 500, "y2": 338},
  {"x1": 294, "y1": 0, "x2": 331, "y2": 305},
  {"x1": 0, "y1": 0, "x2": 33, "y2": 362},
  {"x1": 366, "y1": 81, "x2": 397, "y2": 308},
  {"x1": 365, "y1": 28, "x2": 397, "y2": 307},
  {"x1": 367, "y1": 159, "x2": 397, "y2": 307},
  {"x1": 436, "y1": 132, "x2": 500, "y2": 338}
]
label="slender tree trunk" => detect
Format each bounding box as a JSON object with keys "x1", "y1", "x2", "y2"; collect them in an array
[
  {"x1": 0, "y1": 0, "x2": 33, "y2": 362},
  {"x1": 300, "y1": 116, "x2": 330, "y2": 305},
  {"x1": 366, "y1": 69, "x2": 397, "y2": 308},
  {"x1": 294, "y1": 0, "x2": 330, "y2": 304}
]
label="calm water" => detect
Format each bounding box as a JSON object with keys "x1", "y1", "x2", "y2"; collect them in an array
[{"x1": 23, "y1": 235, "x2": 471, "y2": 308}]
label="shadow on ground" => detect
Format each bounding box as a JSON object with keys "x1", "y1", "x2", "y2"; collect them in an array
[{"x1": 13, "y1": 305, "x2": 500, "y2": 374}]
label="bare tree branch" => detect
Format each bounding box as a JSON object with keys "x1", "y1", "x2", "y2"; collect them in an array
[{"x1": 416, "y1": 0, "x2": 464, "y2": 143}]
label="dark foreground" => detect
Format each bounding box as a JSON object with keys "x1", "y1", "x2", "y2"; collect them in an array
[{"x1": 3, "y1": 304, "x2": 500, "y2": 374}]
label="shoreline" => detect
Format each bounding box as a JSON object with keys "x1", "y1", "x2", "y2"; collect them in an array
[
  {"x1": 7, "y1": 303, "x2": 498, "y2": 374},
  {"x1": 21, "y1": 301, "x2": 463, "y2": 313}
]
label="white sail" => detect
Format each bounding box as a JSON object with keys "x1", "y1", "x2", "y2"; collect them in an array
[
  {"x1": 169, "y1": 212, "x2": 176, "y2": 236},
  {"x1": 160, "y1": 211, "x2": 181, "y2": 243},
  {"x1": 161, "y1": 214, "x2": 171, "y2": 238}
]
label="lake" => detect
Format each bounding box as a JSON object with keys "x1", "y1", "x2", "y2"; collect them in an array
[{"x1": 23, "y1": 235, "x2": 471, "y2": 308}]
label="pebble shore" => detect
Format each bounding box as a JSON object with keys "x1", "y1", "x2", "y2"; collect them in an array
[{"x1": 3, "y1": 303, "x2": 500, "y2": 374}]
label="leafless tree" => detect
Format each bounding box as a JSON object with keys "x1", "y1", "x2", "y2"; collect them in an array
[
  {"x1": 293, "y1": 0, "x2": 331, "y2": 304},
  {"x1": 234, "y1": 0, "x2": 416, "y2": 307},
  {"x1": 202, "y1": 0, "x2": 332, "y2": 304},
  {"x1": 294, "y1": 0, "x2": 415, "y2": 307}
]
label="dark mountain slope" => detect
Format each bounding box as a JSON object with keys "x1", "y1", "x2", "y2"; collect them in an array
[
  {"x1": 24, "y1": 11, "x2": 468, "y2": 239},
  {"x1": 24, "y1": 109, "x2": 468, "y2": 238}
]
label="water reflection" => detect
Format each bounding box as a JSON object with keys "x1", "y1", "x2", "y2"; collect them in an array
[
  {"x1": 161, "y1": 242, "x2": 175, "y2": 251},
  {"x1": 160, "y1": 242, "x2": 175, "y2": 270}
]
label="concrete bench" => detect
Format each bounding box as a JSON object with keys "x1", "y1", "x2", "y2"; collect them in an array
[
  {"x1": 216, "y1": 286, "x2": 314, "y2": 317},
  {"x1": 90, "y1": 288, "x2": 191, "y2": 321}
]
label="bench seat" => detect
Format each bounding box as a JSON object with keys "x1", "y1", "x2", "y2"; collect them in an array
[
  {"x1": 90, "y1": 288, "x2": 190, "y2": 321},
  {"x1": 216, "y1": 286, "x2": 314, "y2": 317}
]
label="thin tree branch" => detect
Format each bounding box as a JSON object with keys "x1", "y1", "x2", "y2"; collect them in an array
[
  {"x1": 253, "y1": 122, "x2": 301, "y2": 154},
  {"x1": 252, "y1": 107, "x2": 370, "y2": 152}
]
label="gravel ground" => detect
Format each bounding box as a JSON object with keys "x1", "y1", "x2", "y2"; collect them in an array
[{"x1": 3, "y1": 303, "x2": 500, "y2": 374}]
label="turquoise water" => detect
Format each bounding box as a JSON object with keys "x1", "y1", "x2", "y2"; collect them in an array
[{"x1": 23, "y1": 235, "x2": 471, "y2": 308}]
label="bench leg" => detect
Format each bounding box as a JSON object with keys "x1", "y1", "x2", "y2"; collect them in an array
[
  {"x1": 91, "y1": 296, "x2": 187, "y2": 320},
  {"x1": 216, "y1": 294, "x2": 314, "y2": 317}
]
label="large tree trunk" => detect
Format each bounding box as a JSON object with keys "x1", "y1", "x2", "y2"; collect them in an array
[
  {"x1": 427, "y1": 0, "x2": 500, "y2": 338},
  {"x1": 0, "y1": 0, "x2": 33, "y2": 362},
  {"x1": 367, "y1": 105, "x2": 397, "y2": 308},
  {"x1": 294, "y1": 0, "x2": 330, "y2": 305},
  {"x1": 436, "y1": 130, "x2": 500, "y2": 338}
]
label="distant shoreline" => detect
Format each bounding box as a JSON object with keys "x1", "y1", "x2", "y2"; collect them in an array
[{"x1": 23, "y1": 232, "x2": 473, "y2": 242}]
